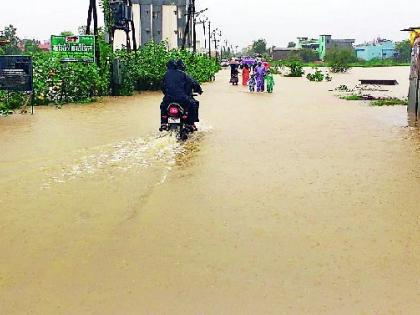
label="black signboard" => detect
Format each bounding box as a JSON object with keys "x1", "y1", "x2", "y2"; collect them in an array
[{"x1": 0, "y1": 55, "x2": 33, "y2": 92}]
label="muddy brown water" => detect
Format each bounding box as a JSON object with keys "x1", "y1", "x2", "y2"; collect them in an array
[{"x1": 1, "y1": 67, "x2": 420, "y2": 314}]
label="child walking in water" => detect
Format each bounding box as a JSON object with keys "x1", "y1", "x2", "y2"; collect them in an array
[
  {"x1": 265, "y1": 71, "x2": 275, "y2": 93},
  {"x1": 248, "y1": 74, "x2": 257, "y2": 92}
]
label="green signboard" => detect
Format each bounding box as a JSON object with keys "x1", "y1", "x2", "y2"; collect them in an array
[{"x1": 51, "y1": 35, "x2": 95, "y2": 62}]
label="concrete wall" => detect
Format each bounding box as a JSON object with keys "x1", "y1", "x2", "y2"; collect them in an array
[
  {"x1": 318, "y1": 35, "x2": 355, "y2": 60},
  {"x1": 138, "y1": 0, "x2": 187, "y2": 47},
  {"x1": 112, "y1": 0, "x2": 187, "y2": 49},
  {"x1": 140, "y1": 4, "x2": 153, "y2": 45},
  {"x1": 271, "y1": 48, "x2": 298, "y2": 61},
  {"x1": 162, "y1": 5, "x2": 178, "y2": 49}
]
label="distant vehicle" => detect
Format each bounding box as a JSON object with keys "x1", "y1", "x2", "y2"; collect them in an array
[{"x1": 221, "y1": 60, "x2": 229, "y2": 67}]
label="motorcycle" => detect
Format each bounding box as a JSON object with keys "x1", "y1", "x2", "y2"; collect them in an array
[{"x1": 160, "y1": 94, "x2": 200, "y2": 141}]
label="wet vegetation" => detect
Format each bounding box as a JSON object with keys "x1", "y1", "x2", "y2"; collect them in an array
[
  {"x1": 370, "y1": 98, "x2": 408, "y2": 106},
  {"x1": 306, "y1": 68, "x2": 332, "y2": 82},
  {"x1": 0, "y1": 24, "x2": 220, "y2": 112},
  {"x1": 285, "y1": 61, "x2": 305, "y2": 77},
  {"x1": 340, "y1": 94, "x2": 408, "y2": 106}
]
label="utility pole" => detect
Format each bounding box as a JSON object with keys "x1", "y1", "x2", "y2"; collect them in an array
[
  {"x1": 208, "y1": 21, "x2": 211, "y2": 58},
  {"x1": 192, "y1": 0, "x2": 196, "y2": 53},
  {"x1": 182, "y1": 0, "x2": 200, "y2": 51},
  {"x1": 212, "y1": 29, "x2": 220, "y2": 62},
  {"x1": 86, "y1": 0, "x2": 100, "y2": 65},
  {"x1": 196, "y1": 17, "x2": 208, "y2": 50}
]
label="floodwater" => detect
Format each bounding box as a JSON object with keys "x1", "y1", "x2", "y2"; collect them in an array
[{"x1": 1, "y1": 67, "x2": 420, "y2": 314}]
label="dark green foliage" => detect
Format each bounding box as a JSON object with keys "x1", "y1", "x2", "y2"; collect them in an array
[
  {"x1": 289, "y1": 48, "x2": 319, "y2": 63},
  {"x1": 351, "y1": 58, "x2": 410, "y2": 67},
  {"x1": 325, "y1": 48, "x2": 357, "y2": 73},
  {"x1": 0, "y1": 92, "x2": 28, "y2": 112},
  {"x1": 0, "y1": 23, "x2": 219, "y2": 110},
  {"x1": 23, "y1": 39, "x2": 43, "y2": 54},
  {"x1": 251, "y1": 39, "x2": 268, "y2": 55},
  {"x1": 340, "y1": 94, "x2": 408, "y2": 105},
  {"x1": 394, "y1": 40, "x2": 412, "y2": 63},
  {"x1": 32, "y1": 53, "x2": 103, "y2": 105},
  {"x1": 115, "y1": 41, "x2": 220, "y2": 95},
  {"x1": 0, "y1": 40, "x2": 219, "y2": 110},
  {"x1": 306, "y1": 69, "x2": 325, "y2": 82},
  {"x1": 0, "y1": 25, "x2": 20, "y2": 55},
  {"x1": 370, "y1": 98, "x2": 408, "y2": 106},
  {"x1": 285, "y1": 61, "x2": 304, "y2": 77},
  {"x1": 340, "y1": 94, "x2": 365, "y2": 101},
  {"x1": 60, "y1": 31, "x2": 75, "y2": 36}
]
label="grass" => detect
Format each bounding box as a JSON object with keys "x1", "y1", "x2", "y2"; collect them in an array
[
  {"x1": 340, "y1": 95, "x2": 365, "y2": 101},
  {"x1": 370, "y1": 98, "x2": 408, "y2": 106},
  {"x1": 340, "y1": 94, "x2": 408, "y2": 106}
]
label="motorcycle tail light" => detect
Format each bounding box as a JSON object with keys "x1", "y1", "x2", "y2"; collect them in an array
[{"x1": 169, "y1": 107, "x2": 179, "y2": 116}]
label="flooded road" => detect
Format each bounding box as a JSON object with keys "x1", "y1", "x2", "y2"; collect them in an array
[{"x1": 1, "y1": 67, "x2": 420, "y2": 314}]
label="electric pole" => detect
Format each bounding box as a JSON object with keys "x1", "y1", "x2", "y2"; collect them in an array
[
  {"x1": 86, "y1": 0, "x2": 100, "y2": 64},
  {"x1": 208, "y1": 21, "x2": 211, "y2": 58}
]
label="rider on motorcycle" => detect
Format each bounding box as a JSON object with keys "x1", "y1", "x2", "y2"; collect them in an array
[
  {"x1": 160, "y1": 60, "x2": 190, "y2": 131},
  {"x1": 176, "y1": 60, "x2": 203, "y2": 131}
]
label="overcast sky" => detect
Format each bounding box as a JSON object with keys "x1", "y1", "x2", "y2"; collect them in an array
[{"x1": 1, "y1": 0, "x2": 419, "y2": 47}]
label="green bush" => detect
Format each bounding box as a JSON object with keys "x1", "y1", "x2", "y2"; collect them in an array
[
  {"x1": 31, "y1": 53, "x2": 103, "y2": 105},
  {"x1": 325, "y1": 48, "x2": 357, "y2": 73},
  {"x1": 0, "y1": 91, "x2": 28, "y2": 111},
  {"x1": 306, "y1": 68, "x2": 325, "y2": 82},
  {"x1": 0, "y1": 41, "x2": 219, "y2": 109},
  {"x1": 285, "y1": 61, "x2": 304, "y2": 77},
  {"x1": 288, "y1": 48, "x2": 319, "y2": 63},
  {"x1": 115, "y1": 41, "x2": 220, "y2": 95}
]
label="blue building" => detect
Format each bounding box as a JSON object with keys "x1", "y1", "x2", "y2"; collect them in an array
[{"x1": 355, "y1": 39, "x2": 396, "y2": 61}]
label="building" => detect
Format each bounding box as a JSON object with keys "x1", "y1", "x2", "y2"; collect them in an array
[
  {"x1": 271, "y1": 47, "x2": 299, "y2": 61},
  {"x1": 296, "y1": 37, "x2": 319, "y2": 50},
  {"x1": 38, "y1": 40, "x2": 51, "y2": 51},
  {"x1": 114, "y1": 0, "x2": 188, "y2": 50},
  {"x1": 318, "y1": 35, "x2": 355, "y2": 60},
  {"x1": 355, "y1": 39, "x2": 396, "y2": 61}
]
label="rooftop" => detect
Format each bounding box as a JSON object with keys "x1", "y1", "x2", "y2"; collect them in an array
[{"x1": 272, "y1": 47, "x2": 300, "y2": 51}]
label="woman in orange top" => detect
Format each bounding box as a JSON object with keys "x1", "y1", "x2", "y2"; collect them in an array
[{"x1": 242, "y1": 64, "x2": 250, "y2": 86}]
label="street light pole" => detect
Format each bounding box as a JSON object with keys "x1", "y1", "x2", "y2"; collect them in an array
[
  {"x1": 208, "y1": 21, "x2": 211, "y2": 58},
  {"x1": 192, "y1": 0, "x2": 196, "y2": 53}
]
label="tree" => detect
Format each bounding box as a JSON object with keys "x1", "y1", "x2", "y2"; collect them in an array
[
  {"x1": 251, "y1": 39, "x2": 267, "y2": 55},
  {"x1": 395, "y1": 40, "x2": 412, "y2": 63},
  {"x1": 1, "y1": 25, "x2": 20, "y2": 55},
  {"x1": 287, "y1": 48, "x2": 319, "y2": 63},
  {"x1": 299, "y1": 48, "x2": 319, "y2": 62},
  {"x1": 23, "y1": 39, "x2": 42, "y2": 54},
  {"x1": 60, "y1": 31, "x2": 74, "y2": 36},
  {"x1": 287, "y1": 42, "x2": 296, "y2": 48},
  {"x1": 325, "y1": 48, "x2": 357, "y2": 72}
]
